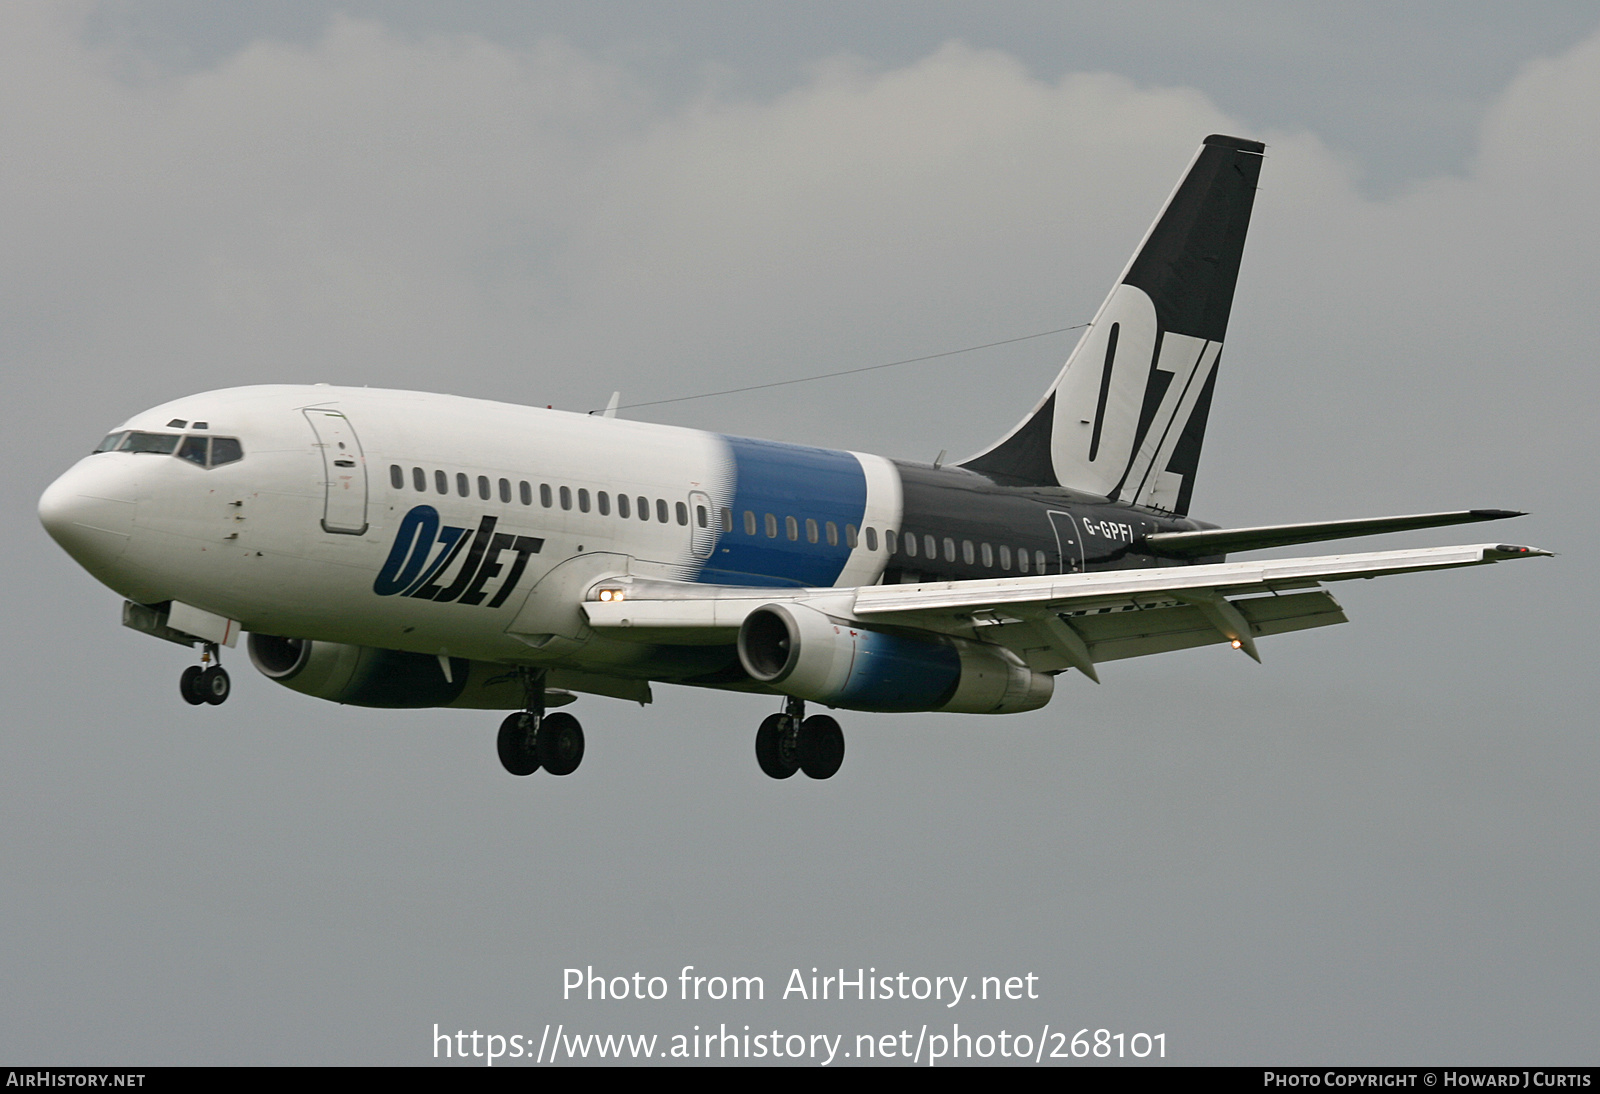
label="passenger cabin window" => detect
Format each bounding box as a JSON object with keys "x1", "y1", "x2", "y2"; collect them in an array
[
  {"x1": 676, "y1": 501, "x2": 688, "y2": 526},
  {"x1": 845, "y1": 524, "x2": 858, "y2": 549},
  {"x1": 885, "y1": 529, "x2": 898, "y2": 554},
  {"x1": 559, "y1": 486, "x2": 572, "y2": 511},
  {"x1": 999, "y1": 545, "x2": 1012, "y2": 570},
  {"x1": 477, "y1": 475, "x2": 490, "y2": 500},
  {"x1": 905, "y1": 534, "x2": 918, "y2": 558},
  {"x1": 864, "y1": 527, "x2": 877, "y2": 552},
  {"x1": 657, "y1": 499, "x2": 669, "y2": 524},
  {"x1": 1017, "y1": 549, "x2": 1030, "y2": 574},
  {"x1": 456, "y1": 473, "x2": 469, "y2": 497},
  {"x1": 696, "y1": 505, "x2": 707, "y2": 528},
  {"x1": 764, "y1": 513, "x2": 778, "y2": 538},
  {"x1": 744, "y1": 510, "x2": 756, "y2": 535},
  {"x1": 805, "y1": 518, "x2": 818, "y2": 544},
  {"x1": 785, "y1": 516, "x2": 799, "y2": 541},
  {"x1": 618, "y1": 494, "x2": 631, "y2": 519},
  {"x1": 578, "y1": 489, "x2": 590, "y2": 513},
  {"x1": 413, "y1": 467, "x2": 427, "y2": 492},
  {"x1": 638, "y1": 497, "x2": 650, "y2": 521},
  {"x1": 499, "y1": 478, "x2": 511, "y2": 503},
  {"x1": 541, "y1": 484, "x2": 553, "y2": 508},
  {"x1": 520, "y1": 481, "x2": 532, "y2": 506},
  {"x1": 721, "y1": 508, "x2": 733, "y2": 533},
  {"x1": 981, "y1": 543, "x2": 993, "y2": 568},
  {"x1": 598, "y1": 491, "x2": 610, "y2": 516},
  {"x1": 435, "y1": 470, "x2": 448, "y2": 495}
]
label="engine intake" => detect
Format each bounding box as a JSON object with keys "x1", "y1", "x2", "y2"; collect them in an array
[
  {"x1": 736, "y1": 603, "x2": 1052, "y2": 714},
  {"x1": 247, "y1": 633, "x2": 523, "y2": 709}
]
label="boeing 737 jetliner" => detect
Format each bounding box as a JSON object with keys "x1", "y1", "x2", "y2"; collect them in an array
[{"x1": 39, "y1": 135, "x2": 1549, "y2": 781}]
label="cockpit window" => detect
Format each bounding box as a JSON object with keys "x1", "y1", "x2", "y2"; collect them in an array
[
  {"x1": 209, "y1": 437, "x2": 243, "y2": 467},
  {"x1": 100, "y1": 430, "x2": 244, "y2": 468},
  {"x1": 177, "y1": 435, "x2": 209, "y2": 466},
  {"x1": 120, "y1": 432, "x2": 181, "y2": 455}
]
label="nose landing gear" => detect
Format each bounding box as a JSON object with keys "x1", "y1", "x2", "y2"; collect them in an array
[
  {"x1": 179, "y1": 644, "x2": 230, "y2": 706},
  {"x1": 755, "y1": 697, "x2": 845, "y2": 780},
  {"x1": 496, "y1": 669, "x2": 585, "y2": 777}
]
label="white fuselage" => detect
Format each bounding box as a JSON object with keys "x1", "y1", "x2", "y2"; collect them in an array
[{"x1": 40, "y1": 385, "x2": 903, "y2": 678}]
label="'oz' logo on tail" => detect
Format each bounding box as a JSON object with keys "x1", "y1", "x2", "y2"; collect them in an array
[{"x1": 372, "y1": 505, "x2": 543, "y2": 608}]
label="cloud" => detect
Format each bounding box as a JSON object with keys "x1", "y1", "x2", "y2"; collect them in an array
[{"x1": 5, "y1": 8, "x2": 1598, "y2": 484}]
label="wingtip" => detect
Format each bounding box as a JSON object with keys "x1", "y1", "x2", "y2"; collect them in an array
[{"x1": 1487, "y1": 544, "x2": 1553, "y2": 559}]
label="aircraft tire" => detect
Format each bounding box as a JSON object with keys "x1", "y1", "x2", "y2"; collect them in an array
[
  {"x1": 497, "y1": 712, "x2": 540, "y2": 776},
  {"x1": 755, "y1": 713, "x2": 799, "y2": 779},
  {"x1": 537, "y1": 712, "x2": 584, "y2": 776},
  {"x1": 180, "y1": 665, "x2": 206, "y2": 705},
  {"x1": 199, "y1": 666, "x2": 230, "y2": 705},
  {"x1": 797, "y1": 715, "x2": 844, "y2": 780}
]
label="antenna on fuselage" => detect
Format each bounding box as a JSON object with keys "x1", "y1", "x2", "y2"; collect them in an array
[{"x1": 595, "y1": 392, "x2": 621, "y2": 419}]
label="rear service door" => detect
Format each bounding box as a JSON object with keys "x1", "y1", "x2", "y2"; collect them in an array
[
  {"x1": 1048, "y1": 510, "x2": 1086, "y2": 574},
  {"x1": 303, "y1": 409, "x2": 369, "y2": 535}
]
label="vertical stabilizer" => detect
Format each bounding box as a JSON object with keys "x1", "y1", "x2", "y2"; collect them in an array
[{"x1": 960, "y1": 135, "x2": 1263, "y2": 514}]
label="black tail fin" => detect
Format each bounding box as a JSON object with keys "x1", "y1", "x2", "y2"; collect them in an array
[{"x1": 960, "y1": 134, "x2": 1264, "y2": 515}]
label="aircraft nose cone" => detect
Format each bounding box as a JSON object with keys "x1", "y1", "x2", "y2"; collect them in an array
[{"x1": 39, "y1": 458, "x2": 137, "y2": 575}]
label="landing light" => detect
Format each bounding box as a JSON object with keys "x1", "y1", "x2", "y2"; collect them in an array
[
  {"x1": 1231, "y1": 639, "x2": 1242, "y2": 649},
  {"x1": 597, "y1": 588, "x2": 625, "y2": 603}
]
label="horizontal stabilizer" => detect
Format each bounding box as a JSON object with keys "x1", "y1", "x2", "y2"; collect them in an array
[{"x1": 1139, "y1": 510, "x2": 1526, "y2": 559}]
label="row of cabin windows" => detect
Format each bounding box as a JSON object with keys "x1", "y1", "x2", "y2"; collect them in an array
[
  {"x1": 886, "y1": 529, "x2": 1048, "y2": 574},
  {"x1": 388, "y1": 464, "x2": 1049, "y2": 573},
  {"x1": 716, "y1": 507, "x2": 857, "y2": 548},
  {"x1": 712, "y1": 506, "x2": 1049, "y2": 573},
  {"x1": 389, "y1": 464, "x2": 697, "y2": 527}
]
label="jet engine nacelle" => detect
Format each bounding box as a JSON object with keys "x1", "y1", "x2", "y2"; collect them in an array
[
  {"x1": 247, "y1": 633, "x2": 524, "y2": 709},
  {"x1": 736, "y1": 603, "x2": 1053, "y2": 714}
]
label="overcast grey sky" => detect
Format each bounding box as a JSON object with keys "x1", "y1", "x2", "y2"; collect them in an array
[{"x1": 4, "y1": 2, "x2": 1596, "y2": 1065}]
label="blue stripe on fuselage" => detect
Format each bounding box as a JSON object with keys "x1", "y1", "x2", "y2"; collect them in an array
[{"x1": 699, "y1": 435, "x2": 866, "y2": 588}]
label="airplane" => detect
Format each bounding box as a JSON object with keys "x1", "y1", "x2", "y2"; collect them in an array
[{"x1": 37, "y1": 134, "x2": 1549, "y2": 782}]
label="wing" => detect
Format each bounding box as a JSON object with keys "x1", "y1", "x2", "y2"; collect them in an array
[{"x1": 581, "y1": 542, "x2": 1550, "y2": 683}]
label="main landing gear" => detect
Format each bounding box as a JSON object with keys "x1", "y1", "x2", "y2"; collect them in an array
[
  {"x1": 179, "y1": 643, "x2": 230, "y2": 706},
  {"x1": 755, "y1": 697, "x2": 844, "y2": 780},
  {"x1": 496, "y1": 669, "x2": 585, "y2": 777}
]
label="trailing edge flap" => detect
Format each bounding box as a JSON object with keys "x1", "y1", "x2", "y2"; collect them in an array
[
  {"x1": 1140, "y1": 509, "x2": 1526, "y2": 559},
  {"x1": 849, "y1": 543, "x2": 1550, "y2": 628},
  {"x1": 994, "y1": 589, "x2": 1349, "y2": 673},
  {"x1": 960, "y1": 134, "x2": 1264, "y2": 515}
]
